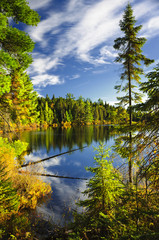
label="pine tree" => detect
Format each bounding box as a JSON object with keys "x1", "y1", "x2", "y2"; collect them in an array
[
  {"x1": 114, "y1": 3, "x2": 154, "y2": 119},
  {"x1": 114, "y1": 3, "x2": 154, "y2": 182}
]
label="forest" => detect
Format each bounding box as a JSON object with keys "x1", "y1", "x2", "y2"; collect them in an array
[
  {"x1": 37, "y1": 94, "x2": 130, "y2": 127},
  {"x1": 0, "y1": 0, "x2": 159, "y2": 239}
]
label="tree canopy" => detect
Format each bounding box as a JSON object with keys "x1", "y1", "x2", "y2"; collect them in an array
[{"x1": 0, "y1": 0, "x2": 40, "y2": 129}]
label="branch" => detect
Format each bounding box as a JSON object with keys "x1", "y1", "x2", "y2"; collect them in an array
[
  {"x1": 18, "y1": 170, "x2": 88, "y2": 180},
  {"x1": 20, "y1": 146, "x2": 88, "y2": 168}
]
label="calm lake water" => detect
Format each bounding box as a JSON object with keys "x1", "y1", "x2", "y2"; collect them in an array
[{"x1": 19, "y1": 125, "x2": 124, "y2": 225}]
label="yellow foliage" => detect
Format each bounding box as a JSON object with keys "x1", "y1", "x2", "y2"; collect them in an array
[
  {"x1": 13, "y1": 171, "x2": 52, "y2": 209},
  {"x1": 0, "y1": 139, "x2": 52, "y2": 211},
  {"x1": 0, "y1": 145, "x2": 17, "y2": 179}
]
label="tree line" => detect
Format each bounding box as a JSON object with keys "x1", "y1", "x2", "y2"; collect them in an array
[{"x1": 37, "y1": 93, "x2": 132, "y2": 127}]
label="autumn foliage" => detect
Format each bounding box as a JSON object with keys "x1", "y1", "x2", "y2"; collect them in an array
[{"x1": 0, "y1": 137, "x2": 51, "y2": 238}]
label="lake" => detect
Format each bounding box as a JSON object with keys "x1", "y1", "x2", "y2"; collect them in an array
[{"x1": 19, "y1": 125, "x2": 124, "y2": 225}]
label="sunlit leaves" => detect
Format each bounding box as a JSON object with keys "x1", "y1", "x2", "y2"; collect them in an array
[
  {"x1": 0, "y1": 137, "x2": 51, "y2": 211},
  {"x1": 0, "y1": 0, "x2": 40, "y2": 25}
]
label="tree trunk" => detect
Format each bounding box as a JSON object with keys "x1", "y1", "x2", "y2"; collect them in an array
[{"x1": 128, "y1": 48, "x2": 133, "y2": 183}]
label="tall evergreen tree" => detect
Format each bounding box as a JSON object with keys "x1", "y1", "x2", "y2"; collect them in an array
[
  {"x1": 85, "y1": 100, "x2": 94, "y2": 124},
  {"x1": 0, "y1": 0, "x2": 40, "y2": 129},
  {"x1": 114, "y1": 3, "x2": 154, "y2": 182},
  {"x1": 114, "y1": 3, "x2": 153, "y2": 124}
]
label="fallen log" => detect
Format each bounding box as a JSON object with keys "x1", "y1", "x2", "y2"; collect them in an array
[
  {"x1": 18, "y1": 170, "x2": 88, "y2": 180},
  {"x1": 20, "y1": 146, "x2": 88, "y2": 168}
]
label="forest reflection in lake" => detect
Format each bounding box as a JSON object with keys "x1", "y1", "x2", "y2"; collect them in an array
[
  {"x1": 20, "y1": 125, "x2": 123, "y2": 225},
  {"x1": 20, "y1": 125, "x2": 115, "y2": 153}
]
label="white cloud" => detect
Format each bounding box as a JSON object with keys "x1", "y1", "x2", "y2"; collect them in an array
[
  {"x1": 91, "y1": 46, "x2": 118, "y2": 65},
  {"x1": 43, "y1": 156, "x2": 66, "y2": 168},
  {"x1": 141, "y1": 16, "x2": 159, "y2": 39},
  {"x1": 24, "y1": 151, "x2": 65, "y2": 166},
  {"x1": 94, "y1": 96, "x2": 118, "y2": 105},
  {"x1": 27, "y1": 0, "x2": 159, "y2": 85},
  {"x1": 36, "y1": 93, "x2": 45, "y2": 98},
  {"x1": 36, "y1": 179, "x2": 88, "y2": 224},
  {"x1": 28, "y1": 13, "x2": 63, "y2": 42},
  {"x1": 27, "y1": 0, "x2": 86, "y2": 43},
  {"x1": 100, "y1": 46, "x2": 118, "y2": 59},
  {"x1": 92, "y1": 69, "x2": 108, "y2": 74},
  {"x1": 27, "y1": 54, "x2": 64, "y2": 87},
  {"x1": 24, "y1": 153, "x2": 42, "y2": 163},
  {"x1": 94, "y1": 58, "x2": 110, "y2": 65},
  {"x1": 29, "y1": 55, "x2": 61, "y2": 74},
  {"x1": 53, "y1": 0, "x2": 128, "y2": 64},
  {"x1": 32, "y1": 74, "x2": 64, "y2": 87},
  {"x1": 70, "y1": 74, "x2": 80, "y2": 80},
  {"x1": 133, "y1": 0, "x2": 159, "y2": 20},
  {"x1": 129, "y1": 0, "x2": 159, "y2": 39},
  {"x1": 27, "y1": 0, "x2": 128, "y2": 66},
  {"x1": 28, "y1": 0, "x2": 52, "y2": 9}
]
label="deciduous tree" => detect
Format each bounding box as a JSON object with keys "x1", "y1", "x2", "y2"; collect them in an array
[{"x1": 0, "y1": 0, "x2": 40, "y2": 129}]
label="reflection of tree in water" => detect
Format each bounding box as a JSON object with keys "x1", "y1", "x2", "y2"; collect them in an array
[{"x1": 19, "y1": 125, "x2": 114, "y2": 153}]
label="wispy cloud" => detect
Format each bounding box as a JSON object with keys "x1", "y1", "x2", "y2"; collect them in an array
[
  {"x1": 52, "y1": 0, "x2": 127, "y2": 64},
  {"x1": 27, "y1": 0, "x2": 159, "y2": 89},
  {"x1": 70, "y1": 74, "x2": 80, "y2": 80},
  {"x1": 141, "y1": 16, "x2": 159, "y2": 39},
  {"x1": 28, "y1": 53, "x2": 64, "y2": 87},
  {"x1": 93, "y1": 46, "x2": 118, "y2": 65},
  {"x1": 133, "y1": 0, "x2": 159, "y2": 20},
  {"x1": 28, "y1": 54, "x2": 63, "y2": 74},
  {"x1": 27, "y1": 0, "x2": 86, "y2": 43},
  {"x1": 28, "y1": 0, "x2": 52, "y2": 9},
  {"x1": 28, "y1": 0, "x2": 128, "y2": 66},
  {"x1": 32, "y1": 74, "x2": 64, "y2": 87}
]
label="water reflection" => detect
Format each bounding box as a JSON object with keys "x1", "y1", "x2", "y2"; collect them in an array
[
  {"x1": 19, "y1": 125, "x2": 114, "y2": 153},
  {"x1": 20, "y1": 125, "x2": 117, "y2": 225}
]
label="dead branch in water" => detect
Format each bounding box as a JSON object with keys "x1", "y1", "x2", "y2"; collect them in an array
[
  {"x1": 18, "y1": 170, "x2": 88, "y2": 180},
  {"x1": 20, "y1": 146, "x2": 88, "y2": 168}
]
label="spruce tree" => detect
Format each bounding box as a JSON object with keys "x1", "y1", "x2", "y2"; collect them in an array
[
  {"x1": 85, "y1": 100, "x2": 94, "y2": 124},
  {"x1": 78, "y1": 143, "x2": 123, "y2": 214},
  {"x1": 73, "y1": 143, "x2": 124, "y2": 238},
  {"x1": 114, "y1": 3, "x2": 154, "y2": 182}
]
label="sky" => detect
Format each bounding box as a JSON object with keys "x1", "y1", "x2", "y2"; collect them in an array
[{"x1": 24, "y1": 0, "x2": 159, "y2": 104}]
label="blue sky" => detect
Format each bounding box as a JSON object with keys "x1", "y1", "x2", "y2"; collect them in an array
[{"x1": 25, "y1": 0, "x2": 159, "y2": 104}]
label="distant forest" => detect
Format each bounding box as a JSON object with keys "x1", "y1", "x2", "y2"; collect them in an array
[{"x1": 37, "y1": 93, "x2": 142, "y2": 127}]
